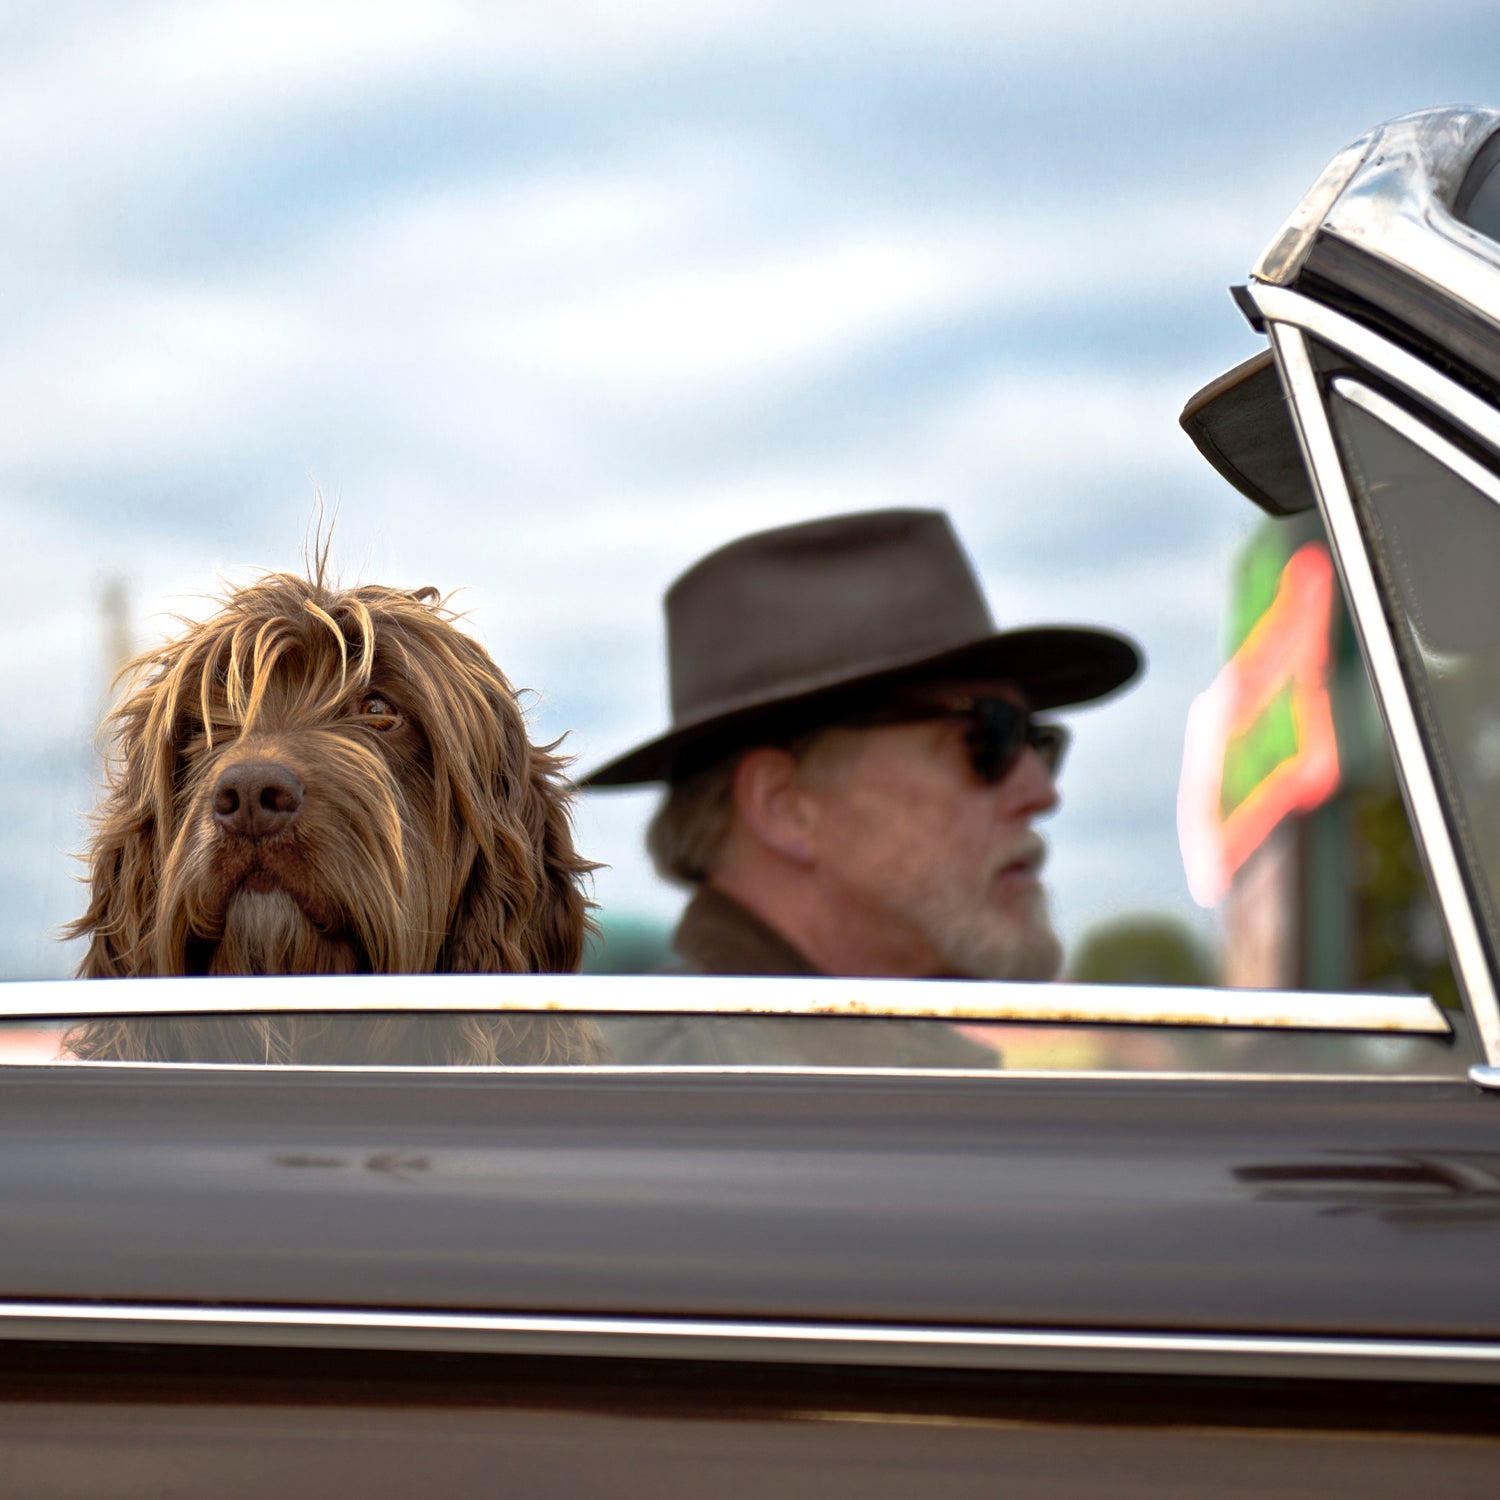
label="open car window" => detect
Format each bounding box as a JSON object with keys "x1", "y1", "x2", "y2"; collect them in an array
[{"x1": 16, "y1": 112, "x2": 1500, "y2": 1090}]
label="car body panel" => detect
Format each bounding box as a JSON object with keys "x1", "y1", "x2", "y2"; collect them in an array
[
  {"x1": 3, "y1": 1066, "x2": 1497, "y2": 1346},
  {"x1": 6, "y1": 1350, "x2": 1500, "y2": 1500}
]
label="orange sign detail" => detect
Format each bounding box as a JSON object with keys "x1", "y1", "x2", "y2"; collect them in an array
[{"x1": 1179, "y1": 541, "x2": 1342, "y2": 906}]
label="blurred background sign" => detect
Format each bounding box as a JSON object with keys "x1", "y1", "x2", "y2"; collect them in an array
[{"x1": 1180, "y1": 515, "x2": 1456, "y2": 1003}]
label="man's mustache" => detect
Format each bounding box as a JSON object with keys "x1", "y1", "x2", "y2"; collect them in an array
[{"x1": 988, "y1": 831, "x2": 1048, "y2": 881}]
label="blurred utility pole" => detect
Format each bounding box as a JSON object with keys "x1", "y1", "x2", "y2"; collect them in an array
[{"x1": 98, "y1": 576, "x2": 134, "y2": 714}]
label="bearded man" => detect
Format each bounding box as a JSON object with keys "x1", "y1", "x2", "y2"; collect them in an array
[{"x1": 583, "y1": 509, "x2": 1142, "y2": 1066}]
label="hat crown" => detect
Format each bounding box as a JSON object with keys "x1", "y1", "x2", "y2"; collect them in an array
[
  {"x1": 582, "y1": 507, "x2": 1142, "y2": 786},
  {"x1": 667, "y1": 510, "x2": 993, "y2": 723}
]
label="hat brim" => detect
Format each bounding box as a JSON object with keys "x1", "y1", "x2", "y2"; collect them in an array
[{"x1": 582, "y1": 625, "x2": 1143, "y2": 787}]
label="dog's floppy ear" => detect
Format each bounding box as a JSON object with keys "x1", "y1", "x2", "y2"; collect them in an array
[
  {"x1": 440, "y1": 712, "x2": 596, "y2": 974},
  {"x1": 416, "y1": 622, "x2": 596, "y2": 975},
  {"x1": 511, "y1": 735, "x2": 597, "y2": 971},
  {"x1": 65, "y1": 679, "x2": 174, "y2": 977},
  {"x1": 395, "y1": 603, "x2": 595, "y2": 974}
]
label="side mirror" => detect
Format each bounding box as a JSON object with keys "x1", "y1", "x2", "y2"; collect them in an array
[{"x1": 1179, "y1": 349, "x2": 1315, "y2": 517}]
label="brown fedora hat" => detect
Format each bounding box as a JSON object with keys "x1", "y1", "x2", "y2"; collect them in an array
[{"x1": 583, "y1": 508, "x2": 1143, "y2": 786}]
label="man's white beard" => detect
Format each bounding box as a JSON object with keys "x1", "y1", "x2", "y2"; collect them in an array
[{"x1": 908, "y1": 873, "x2": 1064, "y2": 982}]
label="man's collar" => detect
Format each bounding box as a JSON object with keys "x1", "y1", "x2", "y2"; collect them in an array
[{"x1": 673, "y1": 884, "x2": 823, "y2": 976}]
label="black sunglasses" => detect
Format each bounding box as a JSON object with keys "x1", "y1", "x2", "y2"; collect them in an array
[{"x1": 850, "y1": 694, "x2": 1069, "y2": 784}]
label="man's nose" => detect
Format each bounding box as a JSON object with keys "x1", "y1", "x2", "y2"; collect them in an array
[{"x1": 998, "y1": 745, "x2": 1060, "y2": 817}]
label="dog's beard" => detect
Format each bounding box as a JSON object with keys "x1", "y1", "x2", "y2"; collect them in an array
[
  {"x1": 156, "y1": 732, "x2": 450, "y2": 976},
  {"x1": 208, "y1": 888, "x2": 360, "y2": 975}
]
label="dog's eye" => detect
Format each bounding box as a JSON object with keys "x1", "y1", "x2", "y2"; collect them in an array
[
  {"x1": 356, "y1": 694, "x2": 402, "y2": 732},
  {"x1": 176, "y1": 720, "x2": 211, "y2": 757}
]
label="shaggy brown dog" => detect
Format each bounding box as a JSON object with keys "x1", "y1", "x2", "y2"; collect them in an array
[{"x1": 66, "y1": 564, "x2": 600, "y2": 1065}]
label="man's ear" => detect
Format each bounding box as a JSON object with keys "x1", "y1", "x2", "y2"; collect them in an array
[{"x1": 730, "y1": 747, "x2": 818, "y2": 866}]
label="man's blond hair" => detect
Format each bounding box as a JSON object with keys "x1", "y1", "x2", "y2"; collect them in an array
[
  {"x1": 647, "y1": 726, "x2": 845, "y2": 886},
  {"x1": 646, "y1": 757, "x2": 739, "y2": 886}
]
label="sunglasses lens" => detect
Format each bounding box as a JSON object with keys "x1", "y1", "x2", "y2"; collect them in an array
[
  {"x1": 1031, "y1": 723, "x2": 1069, "y2": 776},
  {"x1": 845, "y1": 696, "x2": 1066, "y2": 784},
  {"x1": 965, "y1": 699, "x2": 1026, "y2": 783},
  {"x1": 965, "y1": 700, "x2": 1067, "y2": 783}
]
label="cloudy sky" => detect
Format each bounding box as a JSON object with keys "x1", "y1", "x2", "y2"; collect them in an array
[{"x1": 3, "y1": 0, "x2": 1497, "y2": 979}]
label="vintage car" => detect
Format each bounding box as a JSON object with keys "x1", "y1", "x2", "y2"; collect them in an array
[{"x1": 4, "y1": 105, "x2": 1500, "y2": 1497}]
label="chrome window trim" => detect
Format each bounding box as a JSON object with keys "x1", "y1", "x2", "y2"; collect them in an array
[
  {"x1": 0, "y1": 974, "x2": 1452, "y2": 1034},
  {"x1": 1318, "y1": 109, "x2": 1500, "y2": 325},
  {"x1": 1252, "y1": 292, "x2": 1500, "y2": 1066},
  {"x1": 1331, "y1": 376, "x2": 1500, "y2": 508},
  {"x1": 1253, "y1": 281, "x2": 1500, "y2": 455},
  {"x1": 1255, "y1": 106, "x2": 1500, "y2": 318},
  {"x1": 0, "y1": 1060, "x2": 1460, "y2": 1083},
  {"x1": 0, "y1": 1300, "x2": 1496, "y2": 1385}
]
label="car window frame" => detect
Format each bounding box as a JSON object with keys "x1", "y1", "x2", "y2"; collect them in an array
[
  {"x1": 1250, "y1": 280, "x2": 1500, "y2": 1078},
  {"x1": 0, "y1": 969, "x2": 1463, "y2": 1083}
]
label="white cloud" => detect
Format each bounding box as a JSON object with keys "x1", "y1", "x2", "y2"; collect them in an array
[{"x1": 528, "y1": 239, "x2": 950, "y2": 381}]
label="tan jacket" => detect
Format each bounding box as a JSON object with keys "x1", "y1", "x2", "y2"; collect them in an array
[{"x1": 599, "y1": 886, "x2": 1000, "y2": 1069}]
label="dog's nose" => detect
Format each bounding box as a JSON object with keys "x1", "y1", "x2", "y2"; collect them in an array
[{"x1": 212, "y1": 761, "x2": 305, "y2": 839}]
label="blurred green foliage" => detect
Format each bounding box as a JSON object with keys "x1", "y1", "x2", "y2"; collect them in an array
[
  {"x1": 581, "y1": 913, "x2": 674, "y2": 975},
  {"x1": 1070, "y1": 916, "x2": 1215, "y2": 987},
  {"x1": 1351, "y1": 787, "x2": 1461, "y2": 1010}
]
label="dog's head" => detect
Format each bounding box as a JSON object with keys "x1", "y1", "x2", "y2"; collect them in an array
[{"x1": 69, "y1": 569, "x2": 594, "y2": 981}]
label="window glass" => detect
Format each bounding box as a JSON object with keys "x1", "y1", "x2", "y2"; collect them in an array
[{"x1": 1327, "y1": 382, "x2": 1500, "y2": 969}]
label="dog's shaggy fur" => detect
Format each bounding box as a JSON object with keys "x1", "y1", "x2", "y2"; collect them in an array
[{"x1": 66, "y1": 565, "x2": 600, "y2": 1065}]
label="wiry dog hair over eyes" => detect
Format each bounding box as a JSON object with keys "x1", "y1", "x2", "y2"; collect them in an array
[{"x1": 66, "y1": 564, "x2": 601, "y2": 1066}]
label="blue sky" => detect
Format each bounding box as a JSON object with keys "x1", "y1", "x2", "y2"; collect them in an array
[{"x1": 4, "y1": 0, "x2": 1499, "y2": 977}]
